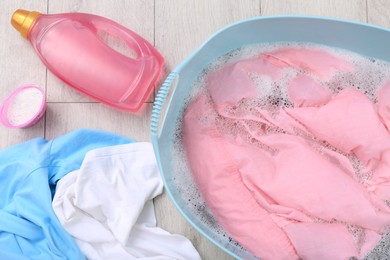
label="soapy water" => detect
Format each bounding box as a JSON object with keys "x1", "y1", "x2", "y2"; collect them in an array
[{"x1": 170, "y1": 42, "x2": 390, "y2": 259}]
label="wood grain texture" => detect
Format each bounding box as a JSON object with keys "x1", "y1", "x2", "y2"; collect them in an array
[
  {"x1": 261, "y1": 0, "x2": 367, "y2": 22},
  {"x1": 367, "y1": 0, "x2": 390, "y2": 28},
  {"x1": 45, "y1": 103, "x2": 152, "y2": 141},
  {"x1": 155, "y1": 0, "x2": 261, "y2": 71}
]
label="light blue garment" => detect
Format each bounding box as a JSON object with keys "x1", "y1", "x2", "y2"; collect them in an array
[{"x1": 0, "y1": 129, "x2": 133, "y2": 259}]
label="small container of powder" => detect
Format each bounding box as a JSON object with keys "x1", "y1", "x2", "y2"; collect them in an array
[{"x1": 0, "y1": 84, "x2": 46, "y2": 128}]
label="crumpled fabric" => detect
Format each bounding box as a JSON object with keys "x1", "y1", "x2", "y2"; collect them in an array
[
  {"x1": 287, "y1": 75, "x2": 332, "y2": 107},
  {"x1": 183, "y1": 95, "x2": 300, "y2": 260},
  {"x1": 183, "y1": 46, "x2": 390, "y2": 260},
  {"x1": 0, "y1": 129, "x2": 132, "y2": 260},
  {"x1": 262, "y1": 46, "x2": 353, "y2": 80},
  {"x1": 377, "y1": 81, "x2": 390, "y2": 131},
  {"x1": 52, "y1": 142, "x2": 201, "y2": 260}
]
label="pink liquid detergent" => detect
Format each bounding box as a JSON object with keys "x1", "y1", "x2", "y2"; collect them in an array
[{"x1": 11, "y1": 10, "x2": 164, "y2": 111}]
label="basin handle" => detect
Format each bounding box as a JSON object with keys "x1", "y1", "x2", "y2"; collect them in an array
[{"x1": 151, "y1": 71, "x2": 178, "y2": 138}]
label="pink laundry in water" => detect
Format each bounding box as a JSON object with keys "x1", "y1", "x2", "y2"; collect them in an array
[
  {"x1": 371, "y1": 81, "x2": 390, "y2": 201},
  {"x1": 285, "y1": 87, "x2": 390, "y2": 205},
  {"x1": 262, "y1": 46, "x2": 354, "y2": 80},
  {"x1": 287, "y1": 75, "x2": 332, "y2": 107},
  {"x1": 241, "y1": 133, "x2": 390, "y2": 232},
  {"x1": 183, "y1": 93, "x2": 386, "y2": 259},
  {"x1": 207, "y1": 56, "x2": 282, "y2": 107},
  {"x1": 285, "y1": 88, "x2": 390, "y2": 170},
  {"x1": 182, "y1": 46, "x2": 390, "y2": 259},
  {"x1": 377, "y1": 81, "x2": 390, "y2": 131},
  {"x1": 283, "y1": 222, "x2": 381, "y2": 260},
  {"x1": 183, "y1": 94, "x2": 299, "y2": 260}
]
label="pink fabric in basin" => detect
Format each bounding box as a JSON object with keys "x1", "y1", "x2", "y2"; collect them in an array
[
  {"x1": 377, "y1": 81, "x2": 390, "y2": 131},
  {"x1": 183, "y1": 94, "x2": 299, "y2": 260},
  {"x1": 207, "y1": 56, "x2": 282, "y2": 107},
  {"x1": 238, "y1": 133, "x2": 390, "y2": 232},
  {"x1": 286, "y1": 88, "x2": 390, "y2": 169},
  {"x1": 287, "y1": 75, "x2": 332, "y2": 107},
  {"x1": 263, "y1": 46, "x2": 353, "y2": 80},
  {"x1": 283, "y1": 223, "x2": 380, "y2": 260},
  {"x1": 182, "y1": 46, "x2": 390, "y2": 259},
  {"x1": 183, "y1": 93, "x2": 386, "y2": 259}
]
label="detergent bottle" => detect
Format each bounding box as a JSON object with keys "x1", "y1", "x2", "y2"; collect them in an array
[{"x1": 11, "y1": 9, "x2": 164, "y2": 111}]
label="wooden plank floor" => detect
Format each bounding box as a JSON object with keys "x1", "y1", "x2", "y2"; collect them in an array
[{"x1": 1, "y1": 1, "x2": 389, "y2": 259}]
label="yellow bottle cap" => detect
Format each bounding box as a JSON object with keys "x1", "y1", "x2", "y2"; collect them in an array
[{"x1": 11, "y1": 9, "x2": 41, "y2": 39}]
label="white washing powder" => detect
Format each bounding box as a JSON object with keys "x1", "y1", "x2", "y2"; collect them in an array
[{"x1": 6, "y1": 88, "x2": 44, "y2": 126}]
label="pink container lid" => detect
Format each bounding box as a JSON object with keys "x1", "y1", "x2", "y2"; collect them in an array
[{"x1": 0, "y1": 84, "x2": 46, "y2": 128}]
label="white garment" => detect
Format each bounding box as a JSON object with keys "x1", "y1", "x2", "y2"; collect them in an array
[{"x1": 52, "y1": 142, "x2": 201, "y2": 260}]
